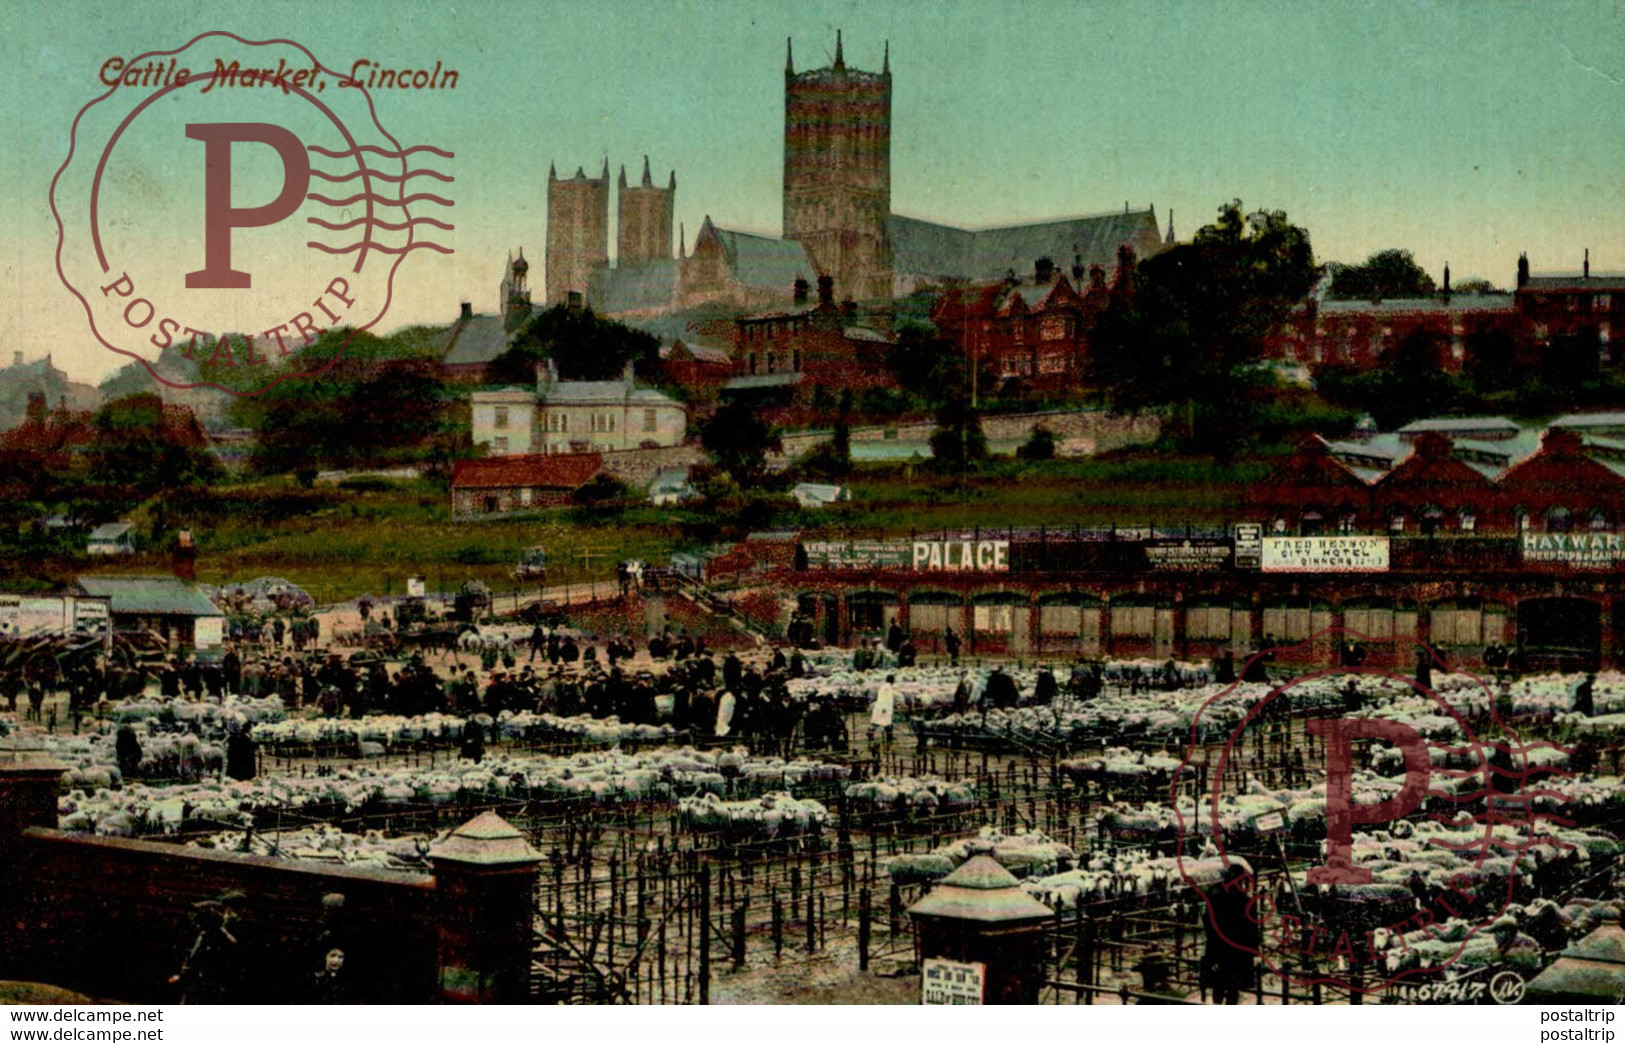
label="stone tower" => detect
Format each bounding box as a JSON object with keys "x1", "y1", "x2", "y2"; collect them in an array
[
  {"x1": 617, "y1": 156, "x2": 676, "y2": 266},
  {"x1": 783, "y1": 32, "x2": 893, "y2": 303},
  {"x1": 546, "y1": 160, "x2": 610, "y2": 305},
  {"x1": 500, "y1": 249, "x2": 532, "y2": 332}
]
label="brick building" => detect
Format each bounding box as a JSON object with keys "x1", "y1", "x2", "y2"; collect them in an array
[
  {"x1": 931, "y1": 258, "x2": 1111, "y2": 388},
  {"x1": 449, "y1": 452, "x2": 602, "y2": 518},
  {"x1": 1516, "y1": 251, "x2": 1623, "y2": 358}
]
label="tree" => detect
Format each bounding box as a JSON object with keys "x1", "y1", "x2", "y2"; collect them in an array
[
  {"x1": 1543, "y1": 328, "x2": 1602, "y2": 393},
  {"x1": 929, "y1": 396, "x2": 988, "y2": 473},
  {"x1": 88, "y1": 393, "x2": 220, "y2": 518},
  {"x1": 1452, "y1": 277, "x2": 1499, "y2": 295},
  {"x1": 885, "y1": 323, "x2": 964, "y2": 405},
  {"x1": 1463, "y1": 324, "x2": 1519, "y2": 394},
  {"x1": 488, "y1": 303, "x2": 660, "y2": 385},
  {"x1": 700, "y1": 401, "x2": 780, "y2": 486},
  {"x1": 1017, "y1": 425, "x2": 1057, "y2": 460},
  {"x1": 1093, "y1": 200, "x2": 1320, "y2": 447},
  {"x1": 1326, "y1": 249, "x2": 1436, "y2": 301}
]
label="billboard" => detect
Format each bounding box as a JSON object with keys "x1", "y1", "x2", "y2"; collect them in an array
[
  {"x1": 912, "y1": 538, "x2": 1009, "y2": 572},
  {"x1": 1261, "y1": 536, "x2": 1390, "y2": 572},
  {"x1": 1145, "y1": 538, "x2": 1232, "y2": 571},
  {"x1": 1521, "y1": 532, "x2": 1625, "y2": 567},
  {"x1": 800, "y1": 540, "x2": 912, "y2": 570}
]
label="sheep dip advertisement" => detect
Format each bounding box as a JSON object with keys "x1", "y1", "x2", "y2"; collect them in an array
[{"x1": 1, "y1": 0, "x2": 1624, "y2": 1034}]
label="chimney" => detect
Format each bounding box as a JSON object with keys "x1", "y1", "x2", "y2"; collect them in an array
[
  {"x1": 172, "y1": 530, "x2": 197, "y2": 583},
  {"x1": 793, "y1": 276, "x2": 810, "y2": 306},
  {"x1": 622, "y1": 359, "x2": 636, "y2": 386},
  {"x1": 25, "y1": 391, "x2": 45, "y2": 423},
  {"x1": 1071, "y1": 253, "x2": 1085, "y2": 283},
  {"x1": 1517, "y1": 253, "x2": 1530, "y2": 289},
  {"x1": 1034, "y1": 257, "x2": 1054, "y2": 285},
  {"x1": 816, "y1": 274, "x2": 835, "y2": 308},
  {"x1": 460, "y1": 301, "x2": 473, "y2": 321},
  {"x1": 1442, "y1": 263, "x2": 1451, "y2": 295},
  {"x1": 1584, "y1": 248, "x2": 1590, "y2": 279},
  {"x1": 535, "y1": 358, "x2": 558, "y2": 395}
]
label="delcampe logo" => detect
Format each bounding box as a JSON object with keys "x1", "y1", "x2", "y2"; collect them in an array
[{"x1": 51, "y1": 31, "x2": 454, "y2": 396}]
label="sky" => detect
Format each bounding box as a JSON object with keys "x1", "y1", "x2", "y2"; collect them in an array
[{"x1": 4, "y1": 0, "x2": 1624, "y2": 385}]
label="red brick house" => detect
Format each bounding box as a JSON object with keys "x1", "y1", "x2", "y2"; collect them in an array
[
  {"x1": 449, "y1": 452, "x2": 602, "y2": 519},
  {"x1": 1499, "y1": 428, "x2": 1625, "y2": 533},
  {"x1": 931, "y1": 259, "x2": 1109, "y2": 389},
  {"x1": 1515, "y1": 253, "x2": 1623, "y2": 361}
]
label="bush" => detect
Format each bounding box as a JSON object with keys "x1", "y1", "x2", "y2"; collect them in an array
[
  {"x1": 573, "y1": 473, "x2": 633, "y2": 506},
  {"x1": 1017, "y1": 425, "x2": 1057, "y2": 460}
]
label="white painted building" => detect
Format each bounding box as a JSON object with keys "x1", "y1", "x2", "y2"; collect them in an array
[{"x1": 471, "y1": 360, "x2": 687, "y2": 457}]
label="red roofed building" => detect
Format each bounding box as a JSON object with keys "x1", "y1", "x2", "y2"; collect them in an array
[
  {"x1": 450, "y1": 452, "x2": 602, "y2": 518},
  {"x1": 1248, "y1": 435, "x2": 1373, "y2": 535},
  {"x1": 932, "y1": 258, "x2": 1110, "y2": 391}
]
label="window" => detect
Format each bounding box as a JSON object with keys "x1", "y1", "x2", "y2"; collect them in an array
[
  {"x1": 1459, "y1": 509, "x2": 1477, "y2": 532},
  {"x1": 1591, "y1": 511, "x2": 1609, "y2": 531},
  {"x1": 1597, "y1": 295, "x2": 1612, "y2": 311},
  {"x1": 1389, "y1": 513, "x2": 1406, "y2": 534},
  {"x1": 493, "y1": 406, "x2": 509, "y2": 429},
  {"x1": 1338, "y1": 513, "x2": 1358, "y2": 535},
  {"x1": 492, "y1": 436, "x2": 508, "y2": 455},
  {"x1": 1039, "y1": 603, "x2": 1082, "y2": 635},
  {"x1": 974, "y1": 603, "x2": 1015, "y2": 632},
  {"x1": 1431, "y1": 603, "x2": 1483, "y2": 646},
  {"x1": 644, "y1": 408, "x2": 657, "y2": 433},
  {"x1": 1186, "y1": 603, "x2": 1235, "y2": 640},
  {"x1": 1547, "y1": 506, "x2": 1573, "y2": 533},
  {"x1": 547, "y1": 413, "x2": 569, "y2": 434},
  {"x1": 1111, "y1": 603, "x2": 1155, "y2": 637}
]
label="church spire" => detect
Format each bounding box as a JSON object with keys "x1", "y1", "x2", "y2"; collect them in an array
[
  {"x1": 548, "y1": 161, "x2": 556, "y2": 181},
  {"x1": 600, "y1": 157, "x2": 609, "y2": 180},
  {"x1": 618, "y1": 163, "x2": 627, "y2": 188},
  {"x1": 883, "y1": 40, "x2": 890, "y2": 74},
  {"x1": 1165, "y1": 209, "x2": 1175, "y2": 245},
  {"x1": 834, "y1": 29, "x2": 844, "y2": 68},
  {"x1": 641, "y1": 155, "x2": 652, "y2": 187},
  {"x1": 785, "y1": 36, "x2": 794, "y2": 75},
  {"x1": 679, "y1": 223, "x2": 686, "y2": 258}
]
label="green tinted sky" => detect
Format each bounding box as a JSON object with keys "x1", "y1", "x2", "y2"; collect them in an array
[{"x1": 6, "y1": 0, "x2": 1624, "y2": 382}]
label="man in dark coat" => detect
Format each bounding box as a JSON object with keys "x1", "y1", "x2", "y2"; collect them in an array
[
  {"x1": 225, "y1": 725, "x2": 257, "y2": 782},
  {"x1": 722, "y1": 653, "x2": 743, "y2": 693},
  {"x1": 944, "y1": 627, "x2": 962, "y2": 667},
  {"x1": 1203, "y1": 864, "x2": 1259, "y2": 1004},
  {"x1": 459, "y1": 717, "x2": 485, "y2": 763},
  {"x1": 116, "y1": 723, "x2": 143, "y2": 778}
]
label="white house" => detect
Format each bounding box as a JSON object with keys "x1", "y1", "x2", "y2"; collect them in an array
[
  {"x1": 791, "y1": 482, "x2": 851, "y2": 508},
  {"x1": 86, "y1": 522, "x2": 135, "y2": 556},
  {"x1": 470, "y1": 360, "x2": 687, "y2": 457}
]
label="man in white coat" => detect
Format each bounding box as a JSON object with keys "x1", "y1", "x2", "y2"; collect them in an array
[{"x1": 869, "y1": 673, "x2": 897, "y2": 746}]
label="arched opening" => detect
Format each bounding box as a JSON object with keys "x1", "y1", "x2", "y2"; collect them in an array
[
  {"x1": 846, "y1": 591, "x2": 899, "y2": 642},
  {"x1": 972, "y1": 591, "x2": 1031, "y2": 656},
  {"x1": 1517, "y1": 596, "x2": 1601, "y2": 672},
  {"x1": 908, "y1": 592, "x2": 964, "y2": 654},
  {"x1": 1546, "y1": 506, "x2": 1573, "y2": 533},
  {"x1": 1037, "y1": 593, "x2": 1103, "y2": 657}
]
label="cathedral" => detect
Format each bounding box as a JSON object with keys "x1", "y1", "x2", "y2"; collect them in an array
[{"x1": 536, "y1": 33, "x2": 1167, "y2": 319}]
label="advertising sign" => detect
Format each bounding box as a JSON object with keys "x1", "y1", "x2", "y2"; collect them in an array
[
  {"x1": 1233, "y1": 523, "x2": 1263, "y2": 569},
  {"x1": 921, "y1": 958, "x2": 985, "y2": 1005},
  {"x1": 800, "y1": 541, "x2": 912, "y2": 569},
  {"x1": 912, "y1": 539, "x2": 1009, "y2": 572},
  {"x1": 1261, "y1": 536, "x2": 1389, "y2": 573},
  {"x1": 1520, "y1": 532, "x2": 1625, "y2": 567},
  {"x1": 1145, "y1": 538, "x2": 1232, "y2": 571}
]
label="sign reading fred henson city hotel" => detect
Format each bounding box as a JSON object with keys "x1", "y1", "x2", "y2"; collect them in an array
[{"x1": 1260, "y1": 535, "x2": 1390, "y2": 573}]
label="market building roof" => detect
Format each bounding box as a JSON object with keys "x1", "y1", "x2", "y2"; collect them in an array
[{"x1": 76, "y1": 576, "x2": 223, "y2": 618}]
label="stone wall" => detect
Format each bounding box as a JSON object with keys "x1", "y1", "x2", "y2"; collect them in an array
[
  {"x1": 775, "y1": 409, "x2": 1162, "y2": 463},
  {"x1": 597, "y1": 444, "x2": 705, "y2": 488}
]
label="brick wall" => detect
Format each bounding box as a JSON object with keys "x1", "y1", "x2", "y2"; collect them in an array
[
  {"x1": 8, "y1": 828, "x2": 439, "y2": 1003},
  {"x1": 774, "y1": 409, "x2": 1161, "y2": 464}
]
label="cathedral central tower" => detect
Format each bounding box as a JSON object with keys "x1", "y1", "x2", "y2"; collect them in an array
[{"x1": 782, "y1": 32, "x2": 893, "y2": 303}]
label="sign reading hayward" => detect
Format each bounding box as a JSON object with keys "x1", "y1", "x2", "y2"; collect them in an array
[
  {"x1": 1521, "y1": 532, "x2": 1625, "y2": 567},
  {"x1": 1261, "y1": 536, "x2": 1390, "y2": 573}
]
